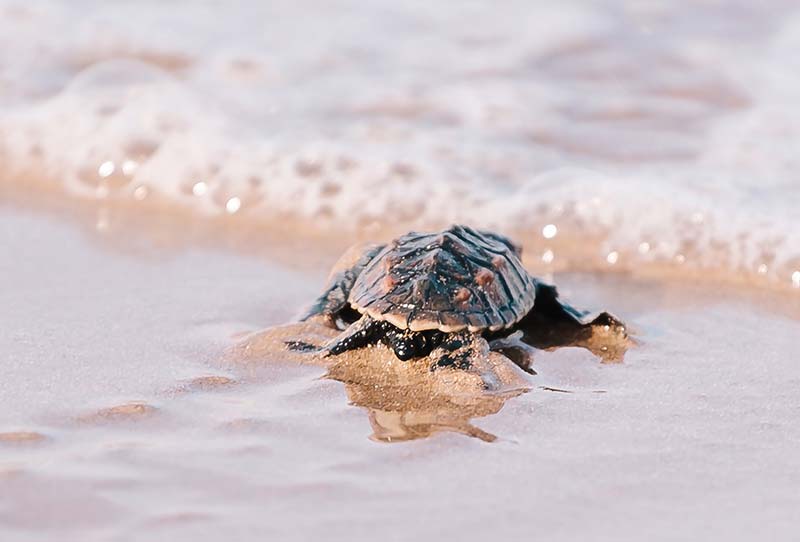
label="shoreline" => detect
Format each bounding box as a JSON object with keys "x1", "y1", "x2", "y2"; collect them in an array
[
  {"x1": 3, "y1": 173, "x2": 800, "y2": 300},
  {"x1": 2, "y1": 202, "x2": 797, "y2": 429}
]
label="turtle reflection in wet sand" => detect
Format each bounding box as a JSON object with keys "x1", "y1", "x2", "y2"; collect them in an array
[
  {"x1": 296, "y1": 225, "x2": 629, "y2": 372},
  {"x1": 233, "y1": 320, "x2": 531, "y2": 443}
]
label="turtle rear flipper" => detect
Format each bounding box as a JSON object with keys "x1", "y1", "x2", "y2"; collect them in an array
[
  {"x1": 300, "y1": 243, "x2": 385, "y2": 326},
  {"x1": 430, "y1": 331, "x2": 482, "y2": 371},
  {"x1": 515, "y1": 282, "x2": 630, "y2": 362},
  {"x1": 431, "y1": 332, "x2": 536, "y2": 375},
  {"x1": 489, "y1": 331, "x2": 537, "y2": 375}
]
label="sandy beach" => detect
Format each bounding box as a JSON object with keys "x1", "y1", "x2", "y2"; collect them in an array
[
  {"x1": 2, "y1": 204, "x2": 798, "y2": 541},
  {"x1": 3, "y1": 1, "x2": 800, "y2": 540}
]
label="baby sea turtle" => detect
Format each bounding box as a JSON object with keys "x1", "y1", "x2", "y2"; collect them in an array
[{"x1": 298, "y1": 225, "x2": 627, "y2": 372}]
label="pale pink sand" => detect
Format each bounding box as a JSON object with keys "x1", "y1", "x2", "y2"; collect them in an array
[{"x1": 1, "y1": 207, "x2": 799, "y2": 541}]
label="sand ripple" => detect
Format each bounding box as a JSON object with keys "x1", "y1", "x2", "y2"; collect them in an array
[{"x1": 78, "y1": 402, "x2": 158, "y2": 424}]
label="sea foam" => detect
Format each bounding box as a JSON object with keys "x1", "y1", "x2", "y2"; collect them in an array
[{"x1": 1, "y1": 1, "x2": 798, "y2": 287}]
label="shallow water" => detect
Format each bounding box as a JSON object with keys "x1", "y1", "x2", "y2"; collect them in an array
[
  {"x1": 1, "y1": 0, "x2": 800, "y2": 286},
  {"x1": 1, "y1": 208, "x2": 799, "y2": 541}
]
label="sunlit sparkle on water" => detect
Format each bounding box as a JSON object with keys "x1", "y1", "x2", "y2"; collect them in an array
[
  {"x1": 97, "y1": 161, "x2": 115, "y2": 179},
  {"x1": 225, "y1": 197, "x2": 242, "y2": 214},
  {"x1": 192, "y1": 182, "x2": 208, "y2": 197},
  {"x1": 122, "y1": 160, "x2": 138, "y2": 176},
  {"x1": 133, "y1": 185, "x2": 148, "y2": 200},
  {"x1": 542, "y1": 224, "x2": 558, "y2": 239}
]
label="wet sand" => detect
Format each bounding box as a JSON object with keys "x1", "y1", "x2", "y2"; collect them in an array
[{"x1": 2, "y1": 206, "x2": 799, "y2": 541}]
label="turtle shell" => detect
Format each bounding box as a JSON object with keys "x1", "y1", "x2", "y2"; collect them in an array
[{"x1": 348, "y1": 225, "x2": 537, "y2": 332}]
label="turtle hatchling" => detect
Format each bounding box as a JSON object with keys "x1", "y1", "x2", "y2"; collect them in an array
[{"x1": 298, "y1": 225, "x2": 628, "y2": 372}]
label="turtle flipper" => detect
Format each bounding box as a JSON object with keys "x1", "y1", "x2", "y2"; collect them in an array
[
  {"x1": 323, "y1": 316, "x2": 380, "y2": 356},
  {"x1": 300, "y1": 243, "x2": 385, "y2": 326},
  {"x1": 514, "y1": 282, "x2": 630, "y2": 362},
  {"x1": 430, "y1": 331, "x2": 480, "y2": 370},
  {"x1": 489, "y1": 331, "x2": 537, "y2": 375}
]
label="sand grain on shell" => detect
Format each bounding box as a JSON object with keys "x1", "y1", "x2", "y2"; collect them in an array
[{"x1": 228, "y1": 320, "x2": 531, "y2": 441}]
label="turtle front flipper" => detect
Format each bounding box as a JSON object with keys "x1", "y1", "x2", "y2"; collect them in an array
[
  {"x1": 323, "y1": 315, "x2": 381, "y2": 356},
  {"x1": 300, "y1": 243, "x2": 385, "y2": 327},
  {"x1": 514, "y1": 282, "x2": 630, "y2": 362}
]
